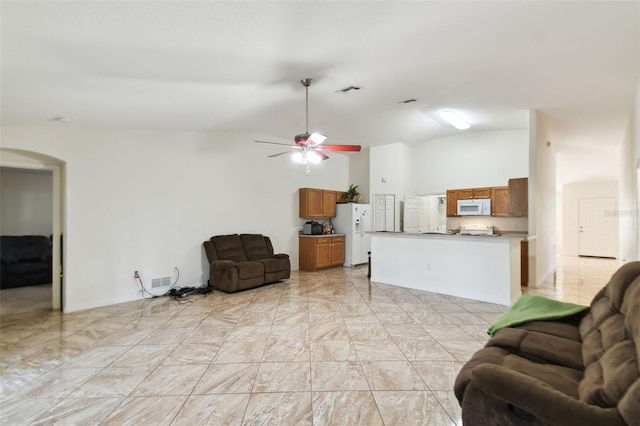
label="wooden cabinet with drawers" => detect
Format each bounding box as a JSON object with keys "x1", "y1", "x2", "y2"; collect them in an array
[{"x1": 299, "y1": 235, "x2": 345, "y2": 271}]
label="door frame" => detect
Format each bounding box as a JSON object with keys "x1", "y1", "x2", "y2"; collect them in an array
[{"x1": 0, "y1": 151, "x2": 64, "y2": 310}]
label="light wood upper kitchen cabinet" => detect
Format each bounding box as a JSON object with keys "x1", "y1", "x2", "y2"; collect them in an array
[
  {"x1": 509, "y1": 178, "x2": 528, "y2": 217},
  {"x1": 299, "y1": 235, "x2": 345, "y2": 271},
  {"x1": 456, "y1": 189, "x2": 474, "y2": 200},
  {"x1": 456, "y1": 187, "x2": 491, "y2": 200},
  {"x1": 491, "y1": 186, "x2": 510, "y2": 216},
  {"x1": 299, "y1": 188, "x2": 338, "y2": 218},
  {"x1": 446, "y1": 190, "x2": 458, "y2": 217}
]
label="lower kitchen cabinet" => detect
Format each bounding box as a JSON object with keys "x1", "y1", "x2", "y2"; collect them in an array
[
  {"x1": 521, "y1": 240, "x2": 528, "y2": 287},
  {"x1": 299, "y1": 235, "x2": 345, "y2": 271}
]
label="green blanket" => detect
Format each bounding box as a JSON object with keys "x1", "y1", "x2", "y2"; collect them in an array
[{"x1": 487, "y1": 294, "x2": 589, "y2": 337}]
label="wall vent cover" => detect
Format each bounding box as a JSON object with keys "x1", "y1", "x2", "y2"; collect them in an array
[{"x1": 152, "y1": 276, "x2": 171, "y2": 288}]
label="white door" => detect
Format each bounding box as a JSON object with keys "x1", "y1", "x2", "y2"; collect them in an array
[
  {"x1": 385, "y1": 195, "x2": 395, "y2": 231},
  {"x1": 404, "y1": 196, "x2": 419, "y2": 233},
  {"x1": 578, "y1": 197, "x2": 617, "y2": 258},
  {"x1": 418, "y1": 197, "x2": 430, "y2": 233},
  {"x1": 375, "y1": 195, "x2": 387, "y2": 231}
]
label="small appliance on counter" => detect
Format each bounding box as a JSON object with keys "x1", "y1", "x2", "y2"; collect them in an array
[
  {"x1": 303, "y1": 221, "x2": 323, "y2": 235},
  {"x1": 459, "y1": 224, "x2": 497, "y2": 236}
]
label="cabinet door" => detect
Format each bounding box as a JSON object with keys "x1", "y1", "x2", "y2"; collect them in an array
[
  {"x1": 457, "y1": 189, "x2": 474, "y2": 200},
  {"x1": 308, "y1": 188, "x2": 324, "y2": 217},
  {"x1": 323, "y1": 191, "x2": 337, "y2": 217},
  {"x1": 299, "y1": 188, "x2": 324, "y2": 218},
  {"x1": 316, "y1": 239, "x2": 332, "y2": 268},
  {"x1": 509, "y1": 178, "x2": 528, "y2": 217},
  {"x1": 491, "y1": 187, "x2": 510, "y2": 216},
  {"x1": 474, "y1": 187, "x2": 492, "y2": 199},
  {"x1": 521, "y1": 240, "x2": 528, "y2": 286},
  {"x1": 446, "y1": 190, "x2": 458, "y2": 217},
  {"x1": 331, "y1": 237, "x2": 345, "y2": 265}
]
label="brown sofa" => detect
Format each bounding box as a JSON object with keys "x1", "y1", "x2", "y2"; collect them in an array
[
  {"x1": 203, "y1": 234, "x2": 290, "y2": 293},
  {"x1": 454, "y1": 261, "x2": 640, "y2": 426}
]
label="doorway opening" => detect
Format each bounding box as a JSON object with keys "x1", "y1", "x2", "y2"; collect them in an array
[{"x1": 0, "y1": 149, "x2": 64, "y2": 313}]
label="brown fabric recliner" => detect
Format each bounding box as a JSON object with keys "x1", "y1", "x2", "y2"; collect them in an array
[
  {"x1": 454, "y1": 261, "x2": 640, "y2": 426},
  {"x1": 203, "y1": 234, "x2": 290, "y2": 293}
]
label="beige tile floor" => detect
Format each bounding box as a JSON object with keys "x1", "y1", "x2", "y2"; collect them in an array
[{"x1": 0, "y1": 256, "x2": 621, "y2": 425}]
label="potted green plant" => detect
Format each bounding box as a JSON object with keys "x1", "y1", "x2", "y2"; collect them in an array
[{"x1": 343, "y1": 184, "x2": 360, "y2": 203}]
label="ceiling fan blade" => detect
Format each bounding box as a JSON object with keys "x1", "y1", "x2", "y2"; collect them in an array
[
  {"x1": 268, "y1": 150, "x2": 298, "y2": 158},
  {"x1": 314, "y1": 150, "x2": 330, "y2": 161},
  {"x1": 317, "y1": 144, "x2": 362, "y2": 152},
  {"x1": 308, "y1": 132, "x2": 327, "y2": 146},
  {"x1": 255, "y1": 140, "x2": 296, "y2": 147}
]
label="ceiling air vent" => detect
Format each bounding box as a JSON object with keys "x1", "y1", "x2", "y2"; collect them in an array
[
  {"x1": 335, "y1": 85, "x2": 362, "y2": 94},
  {"x1": 398, "y1": 98, "x2": 417, "y2": 104}
]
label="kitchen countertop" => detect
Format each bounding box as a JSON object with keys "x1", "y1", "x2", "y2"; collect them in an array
[{"x1": 368, "y1": 231, "x2": 529, "y2": 242}]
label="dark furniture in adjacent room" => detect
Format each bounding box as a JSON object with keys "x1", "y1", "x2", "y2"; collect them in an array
[
  {"x1": 454, "y1": 261, "x2": 640, "y2": 426},
  {"x1": 0, "y1": 235, "x2": 52, "y2": 289},
  {"x1": 203, "y1": 234, "x2": 290, "y2": 293}
]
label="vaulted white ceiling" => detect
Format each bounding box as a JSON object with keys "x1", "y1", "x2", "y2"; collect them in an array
[{"x1": 2, "y1": 1, "x2": 638, "y2": 160}]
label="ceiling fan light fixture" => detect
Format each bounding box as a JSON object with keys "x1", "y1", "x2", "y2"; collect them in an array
[
  {"x1": 307, "y1": 151, "x2": 322, "y2": 164},
  {"x1": 292, "y1": 151, "x2": 305, "y2": 164},
  {"x1": 440, "y1": 110, "x2": 470, "y2": 130}
]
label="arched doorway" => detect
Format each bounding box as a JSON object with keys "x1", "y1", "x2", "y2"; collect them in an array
[{"x1": 0, "y1": 148, "x2": 65, "y2": 311}]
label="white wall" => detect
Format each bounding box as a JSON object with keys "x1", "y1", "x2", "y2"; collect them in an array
[
  {"x1": 411, "y1": 130, "x2": 529, "y2": 194},
  {"x1": 370, "y1": 143, "x2": 414, "y2": 196},
  {"x1": 562, "y1": 181, "x2": 618, "y2": 257},
  {"x1": 349, "y1": 148, "x2": 370, "y2": 204},
  {"x1": 1, "y1": 168, "x2": 53, "y2": 235},
  {"x1": 1, "y1": 126, "x2": 349, "y2": 312},
  {"x1": 619, "y1": 84, "x2": 640, "y2": 263},
  {"x1": 531, "y1": 111, "x2": 557, "y2": 287},
  {"x1": 369, "y1": 143, "x2": 413, "y2": 231}
]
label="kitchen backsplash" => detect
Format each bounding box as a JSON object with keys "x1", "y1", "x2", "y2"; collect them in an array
[{"x1": 447, "y1": 216, "x2": 529, "y2": 234}]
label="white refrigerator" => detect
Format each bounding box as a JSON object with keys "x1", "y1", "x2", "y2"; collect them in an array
[{"x1": 334, "y1": 203, "x2": 372, "y2": 267}]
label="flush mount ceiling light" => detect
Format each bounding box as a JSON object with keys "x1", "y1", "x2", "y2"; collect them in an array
[{"x1": 440, "y1": 110, "x2": 470, "y2": 130}]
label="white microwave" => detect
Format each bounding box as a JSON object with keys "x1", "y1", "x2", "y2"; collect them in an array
[{"x1": 457, "y1": 198, "x2": 491, "y2": 216}]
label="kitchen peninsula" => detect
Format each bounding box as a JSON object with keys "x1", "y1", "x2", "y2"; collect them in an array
[{"x1": 370, "y1": 232, "x2": 523, "y2": 305}]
